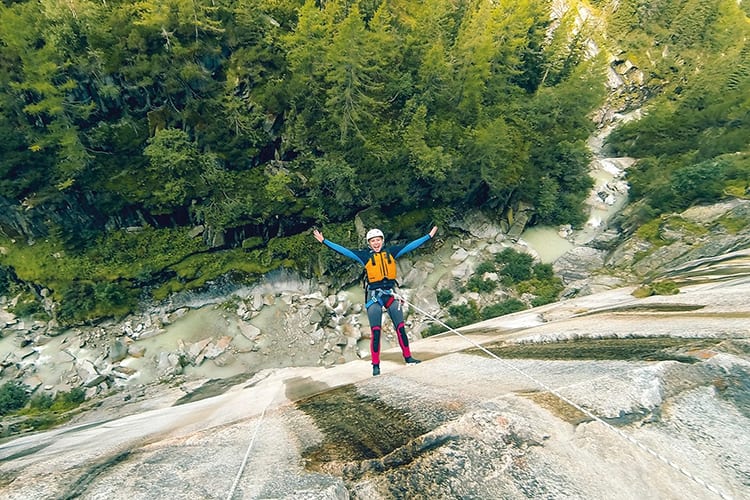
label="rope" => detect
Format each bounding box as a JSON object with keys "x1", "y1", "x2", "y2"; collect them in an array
[
  {"x1": 225, "y1": 400, "x2": 271, "y2": 500},
  {"x1": 399, "y1": 296, "x2": 733, "y2": 500}
]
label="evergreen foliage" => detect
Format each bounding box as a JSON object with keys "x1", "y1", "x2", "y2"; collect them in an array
[
  {"x1": 0, "y1": 0, "x2": 746, "y2": 322},
  {"x1": 605, "y1": 0, "x2": 750, "y2": 218},
  {"x1": 0, "y1": 381, "x2": 29, "y2": 416}
]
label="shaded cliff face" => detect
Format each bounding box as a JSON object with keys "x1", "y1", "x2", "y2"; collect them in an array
[{"x1": 0, "y1": 264, "x2": 748, "y2": 499}]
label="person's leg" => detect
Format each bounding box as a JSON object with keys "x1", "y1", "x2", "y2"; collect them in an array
[
  {"x1": 366, "y1": 296, "x2": 383, "y2": 375},
  {"x1": 384, "y1": 298, "x2": 419, "y2": 363}
]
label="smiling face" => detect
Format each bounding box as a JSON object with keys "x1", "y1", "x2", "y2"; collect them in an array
[{"x1": 368, "y1": 236, "x2": 384, "y2": 252}]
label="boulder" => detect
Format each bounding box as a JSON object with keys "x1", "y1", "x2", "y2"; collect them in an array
[
  {"x1": 109, "y1": 339, "x2": 129, "y2": 363},
  {"x1": 156, "y1": 352, "x2": 183, "y2": 379},
  {"x1": 553, "y1": 246, "x2": 607, "y2": 284}
]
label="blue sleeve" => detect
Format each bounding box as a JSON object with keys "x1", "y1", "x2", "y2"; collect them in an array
[
  {"x1": 392, "y1": 233, "x2": 432, "y2": 259},
  {"x1": 322, "y1": 239, "x2": 367, "y2": 265}
]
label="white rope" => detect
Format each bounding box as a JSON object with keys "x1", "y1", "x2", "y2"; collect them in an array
[
  {"x1": 225, "y1": 402, "x2": 270, "y2": 500},
  {"x1": 400, "y1": 296, "x2": 733, "y2": 500}
]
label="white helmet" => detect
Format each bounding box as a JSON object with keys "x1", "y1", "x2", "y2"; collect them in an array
[{"x1": 366, "y1": 228, "x2": 384, "y2": 242}]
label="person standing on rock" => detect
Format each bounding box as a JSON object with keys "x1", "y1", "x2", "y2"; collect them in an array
[{"x1": 313, "y1": 226, "x2": 438, "y2": 376}]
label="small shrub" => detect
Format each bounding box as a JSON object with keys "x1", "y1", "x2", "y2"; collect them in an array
[
  {"x1": 480, "y1": 298, "x2": 526, "y2": 319},
  {"x1": 475, "y1": 261, "x2": 496, "y2": 275},
  {"x1": 49, "y1": 387, "x2": 87, "y2": 412},
  {"x1": 669, "y1": 161, "x2": 727, "y2": 209},
  {"x1": 57, "y1": 280, "x2": 137, "y2": 324},
  {"x1": 530, "y1": 293, "x2": 559, "y2": 308},
  {"x1": 29, "y1": 392, "x2": 54, "y2": 410},
  {"x1": 532, "y1": 263, "x2": 554, "y2": 280},
  {"x1": 64, "y1": 387, "x2": 86, "y2": 405},
  {"x1": 0, "y1": 381, "x2": 30, "y2": 416},
  {"x1": 422, "y1": 324, "x2": 447, "y2": 337},
  {"x1": 714, "y1": 215, "x2": 747, "y2": 234},
  {"x1": 631, "y1": 285, "x2": 654, "y2": 298},
  {"x1": 632, "y1": 280, "x2": 680, "y2": 298},
  {"x1": 635, "y1": 218, "x2": 665, "y2": 246},
  {"x1": 466, "y1": 275, "x2": 498, "y2": 293},
  {"x1": 651, "y1": 280, "x2": 679, "y2": 295},
  {"x1": 516, "y1": 277, "x2": 565, "y2": 307},
  {"x1": 0, "y1": 265, "x2": 15, "y2": 295},
  {"x1": 495, "y1": 249, "x2": 534, "y2": 283},
  {"x1": 723, "y1": 181, "x2": 748, "y2": 199},
  {"x1": 9, "y1": 295, "x2": 45, "y2": 318},
  {"x1": 436, "y1": 289, "x2": 454, "y2": 307},
  {"x1": 447, "y1": 301, "x2": 481, "y2": 327},
  {"x1": 241, "y1": 236, "x2": 264, "y2": 250}
]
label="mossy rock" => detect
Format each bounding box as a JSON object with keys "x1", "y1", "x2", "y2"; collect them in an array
[
  {"x1": 632, "y1": 280, "x2": 679, "y2": 298},
  {"x1": 242, "y1": 237, "x2": 264, "y2": 250},
  {"x1": 631, "y1": 285, "x2": 654, "y2": 298}
]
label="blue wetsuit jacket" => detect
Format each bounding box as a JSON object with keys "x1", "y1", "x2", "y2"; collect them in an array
[{"x1": 321, "y1": 233, "x2": 433, "y2": 290}]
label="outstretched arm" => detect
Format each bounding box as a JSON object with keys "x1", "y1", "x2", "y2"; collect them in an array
[
  {"x1": 312, "y1": 228, "x2": 367, "y2": 265},
  {"x1": 393, "y1": 226, "x2": 438, "y2": 258}
]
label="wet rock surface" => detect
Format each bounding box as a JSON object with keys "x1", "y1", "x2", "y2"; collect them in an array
[{"x1": 1, "y1": 272, "x2": 749, "y2": 499}]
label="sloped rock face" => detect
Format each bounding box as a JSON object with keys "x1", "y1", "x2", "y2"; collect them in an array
[
  {"x1": 549, "y1": 198, "x2": 750, "y2": 296},
  {"x1": 618, "y1": 199, "x2": 750, "y2": 275},
  {"x1": 0, "y1": 274, "x2": 748, "y2": 499}
]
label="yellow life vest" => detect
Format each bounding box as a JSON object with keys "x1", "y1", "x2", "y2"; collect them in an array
[{"x1": 365, "y1": 251, "x2": 397, "y2": 284}]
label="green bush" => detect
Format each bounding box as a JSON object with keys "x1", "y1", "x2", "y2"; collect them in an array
[
  {"x1": 0, "y1": 265, "x2": 14, "y2": 295},
  {"x1": 480, "y1": 298, "x2": 526, "y2": 319},
  {"x1": 475, "y1": 261, "x2": 497, "y2": 275},
  {"x1": 436, "y1": 289, "x2": 454, "y2": 307},
  {"x1": 631, "y1": 280, "x2": 680, "y2": 298},
  {"x1": 714, "y1": 215, "x2": 748, "y2": 234},
  {"x1": 20, "y1": 387, "x2": 87, "y2": 421},
  {"x1": 515, "y1": 276, "x2": 565, "y2": 307},
  {"x1": 422, "y1": 324, "x2": 447, "y2": 337},
  {"x1": 447, "y1": 301, "x2": 481, "y2": 327},
  {"x1": 631, "y1": 285, "x2": 653, "y2": 298},
  {"x1": 63, "y1": 387, "x2": 86, "y2": 405},
  {"x1": 30, "y1": 392, "x2": 54, "y2": 410},
  {"x1": 57, "y1": 280, "x2": 138, "y2": 324},
  {"x1": 635, "y1": 218, "x2": 665, "y2": 245},
  {"x1": 669, "y1": 160, "x2": 727, "y2": 209},
  {"x1": 241, "y1": 236, "x2": 264, "y2": 250},
  {"x1": 651, "y1": 280, "x2": 680, "y2": 295},
  {"x1": 0, "y1": 381, "x2": 30, "y2": 416},
  {"x1": 9, "y1": 293, "x2": 45, "y2": 319},
  {"x1": 531, "y1": 286, "x2": 565, "y2": 307},
  {"x1": 466, "y1": 275, "x2": 498, "y2": 293},
  {"x1": 532, "y1": 263, "x2": 554, "y2": 280},
  {"x1": 495, "y1": 248, "x2": 534, "y2": 284}
]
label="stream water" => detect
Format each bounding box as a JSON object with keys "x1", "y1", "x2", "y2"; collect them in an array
[
  {"x1": 519, "y1": 156, "x2": 634, "y2": 263},
  {"x1": 120, "y1": 307, "x2": 252, "y2": 384}
]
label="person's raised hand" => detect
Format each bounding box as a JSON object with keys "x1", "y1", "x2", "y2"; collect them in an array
[
  {"x1": 313, "y1": 229, "x2": 324, "y2": 243},
  {"x1": 429, "y1": 226, "x2": 438, "y2": 238}
]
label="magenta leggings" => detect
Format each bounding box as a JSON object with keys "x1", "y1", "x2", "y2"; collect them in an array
[{"x1": 366, "y1": 292, "x2": 411, "y2": 365}]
